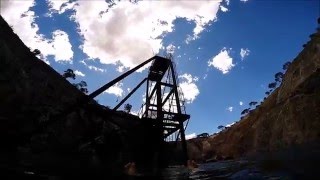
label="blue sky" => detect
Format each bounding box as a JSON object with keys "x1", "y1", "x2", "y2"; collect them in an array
[{"x1": 1, "y1": 0, "x2": 319, "y2": 138}]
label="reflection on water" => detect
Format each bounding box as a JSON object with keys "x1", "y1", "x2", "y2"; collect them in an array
[
  {"x1": 1, "y1": 160, "x2": 293, "y2": 179},
  {"x1": 132, "y1": 160, "x2": 290, "y2": 180}
]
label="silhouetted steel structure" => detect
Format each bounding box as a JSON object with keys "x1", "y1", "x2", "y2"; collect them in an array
[
  {"x1": 107, "y1": 55, "x2": 190, "y2": 164},
  {"x1": 30, "y1": 55, "x2": 190, "y2": 165}
]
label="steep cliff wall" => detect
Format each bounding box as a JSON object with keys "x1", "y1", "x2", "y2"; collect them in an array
[
  {"x1": 0, "y1": 16, "x2": 170, "y2": 175},
  {"x1": 188, "y1": 30, "x2": 320, "y2": 161},
  {"x1": 0, "y1": 15, "x2": 90, "y2": 145}
]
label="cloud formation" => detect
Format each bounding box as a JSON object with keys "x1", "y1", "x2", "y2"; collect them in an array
[
  {"x1": 80, "y1": 60, "x2": 106, "y2": 72},
  {"x1": 186, "y1": 133, "x2": 197, "y2": 140},
  {"x1": 68, "y1": 0, "x2": 222, "y2": 70},
  {"x1": 239, "y1": 101, "x2": 244, "y2": 106},
  {"x1": 103, "y1": 82, "x2": 124, "y2": 97},
  {"x1": 226, "y1": 106, "x2": 233, "y2": 112},
  {"x1": 208, "y1": 47, "x2": 234, "y2": 74},
  {"x1": 1, "y1": 0, "x2": 73, "y2": 63},
  {"x1": 178, "y1": 73, "x2": 200, "y2": 104},
  {"x1": 74, "y1": 70, "x2": 85, "y2": 77},
  {"x1": 220, "y1": 5, "x2": 229, "y2": 12},
  {"x1": 166, "y1": 44, "x2": 176, "y2": 55},
  {"x1": 240, "y1": 48, "x2": 250, "y2": 60}
]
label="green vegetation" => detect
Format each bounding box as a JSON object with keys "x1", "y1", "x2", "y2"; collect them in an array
[
  {"x1": 32, "y1": 49, "x2": 41, "y2": 56},
  {"x1": 124, "y1": 103, "x2": 132, "y2": 113},
  {"x1": 63, "y1": 68, "x2": 76, "y2": 80},
  {"x1": 240, "y1": 61, "x2": 292, "y2": 118},
  {"x1": 62, "y1": 68, "x2": 88, "y2": 94}
]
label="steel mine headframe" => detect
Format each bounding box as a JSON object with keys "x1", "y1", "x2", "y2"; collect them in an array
[
  {"x1": 139, "y1": 56, "x2": 190, "y2": 141},
  {"x1": 29, "y1": 55, "x2": 190, "y2": 165},
  {"x1": 111, "y1": 56, "x2": 190, "y2": 141},
  {"x1": 109, "y1": 55, "x2": 190, "y2": 163}
]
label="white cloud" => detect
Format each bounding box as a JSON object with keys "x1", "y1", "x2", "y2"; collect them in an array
[
  {"x1": 117, "y1": 65, "x2": 126, "y2": 73},
  {"x1": 74, "y1": 70, "x2": 85, "y2": 77},
  {"x1": 103, "y1": 82, "x2": 124, "y2": 97},
  {"x1": 186, "y1": 133, "x2": 197, "y2": 140},
  {"x1": 220, "y1": 5, "x2": 229, "y2": 12},
  {"x1": 240, "y1": 0, "x2": 249, "y2": 2},
  {"x1": 179, "y1": 74, "x2": 199, "y2": 83},
  {"x1": 46, "y1": 0, "x2": 76, "y2": 16},
  {"x1": 203, "y1": 74, "x2": 208, "y2": 80},
  {"x1": 166, "y1": 44, "x2": 176, "y2": 54},
  {"x1": 80, "y1": 60, "x2": 106, "y2": 72},
  {"x1": 240, "y1": 48, "x2": 250, "y2": 60},
  {"x1": 178, "y1": 73, "x2": 200, "y2": 103},
  {"x1": 1, "y1": 1, "x2": 73, "y2": 63},
  {"x1": 51, "y1": 30, "x2": 74, "y2": 62},
  {"x1": 239, "y1": 101, "x2": 244, "y2": 106},
  {"x1": 226, "y1": 106, "x2": 233, "y2": 112},
  {"x1": 69, "y1": 0, "x2": 222, "y2": 70},
  {"x1": 87, "y1": 65, "x2": 106, "y2": 73},
  {"x1": 225, "y1": 0, "x2": 230, "y2": 5},
  {"x1": 208, "y1": 47, "x2": 234, "y2": 74},
  {"x1": 47, "y1": 0, "x2": 69, "y2": 12}
]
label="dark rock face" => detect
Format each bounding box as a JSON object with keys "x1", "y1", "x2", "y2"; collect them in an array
[
  {"x1": 186, "y1": 30, "x2": 320, "y2": 162},
  {"x1": 0, "y1": 15, "x2": 161, "y2": 176}
]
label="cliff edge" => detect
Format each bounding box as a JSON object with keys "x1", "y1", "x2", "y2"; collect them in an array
[{"x1": 188, "y1": 29, "x2": 320, "y2": 162}]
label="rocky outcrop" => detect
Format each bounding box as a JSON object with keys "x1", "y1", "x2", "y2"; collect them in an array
[
  {"x1": 0, "y1": 15, "x2": 160, "y2": 176},
  {"x1": 187, "y1": 30, "x2": 320, "y2": 162}
]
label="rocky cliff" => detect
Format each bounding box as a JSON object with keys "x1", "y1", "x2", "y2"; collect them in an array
[
  {"x1": 187, "y1": 29, "x2": 320, "y2": 162},
  {"x1": 0, "y1": 15, "x2": 160, "y2": 176}
]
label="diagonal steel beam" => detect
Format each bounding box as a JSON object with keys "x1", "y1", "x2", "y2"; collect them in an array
[
  {"x1": 88, "y1": 56, "x2": 157, "y2": 99},
  {"x1": 113, "y1": 78, "x2": 147, "y2": 111}
]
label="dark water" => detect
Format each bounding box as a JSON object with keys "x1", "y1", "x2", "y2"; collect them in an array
[
  {"x1": 125, "y1": 160, "x2": 291, "y2": 180},
  {"x1": 2, "y1": 159, "x2": 315, "y2": 179}
]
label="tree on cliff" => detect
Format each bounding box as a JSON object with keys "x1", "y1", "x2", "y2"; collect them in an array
[
  {"x1": 249, "y1": 101, "x2": 258, "y2": 107},
  {"x1": 124, "y1": 103, "x2": 132, "y2": 113},
  {"x1": 241, "y1": 108, "x2": 250, "y2": 115},
  {"x1": 32, "y1": 49, "x2": 41, "y2": 56},
  {"x1": 63, "y1": 69, "x2": 76, "y2": 79},
  {"x1": 265, "y1": 91, "x2": 270, "y2": 96},
  {"x1": 268, "y1": 82, "x2": 277, "y2": 89},
  {"x1": 74, "y1": 80, "x2": 88, "y2": 94},
  {"x1": 217, "y1": 125, "x2": 225, "y2": 130},
  {"x1": 282, "y1": 62, "x2": 291, "y2": 71},
  {"x1": 275, "y1": 72, "x2": 284, "y2": 82}
]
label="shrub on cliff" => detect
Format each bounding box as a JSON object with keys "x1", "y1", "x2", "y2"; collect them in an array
[
  {"x1": 268, "y1": 82, "x2": 277, "y2": 89},
  {"x1": 74, "y1": 80, "x2": 88, "y2": 94},
  {"x1": 63, "y1": 69, "x2": 76, "y2": 80},
  {"x1": 32, "y1": 49, "x2": 41, "y2": 55},
  {"x1": 282, "y1": 61, "x2": 291, "y2": 71},
  {"x1": 275, "y1": 72, "x2": 284, "y2": 82},
  {"x1": 241, "y1": 108, "x2": 250, "y2": 115},
  {"x1": 249, "y1": 101, "x2": 258, "y2": 107},
  {"x1": 124, "y1": 103, "x2": 132, "y2": 113}
]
